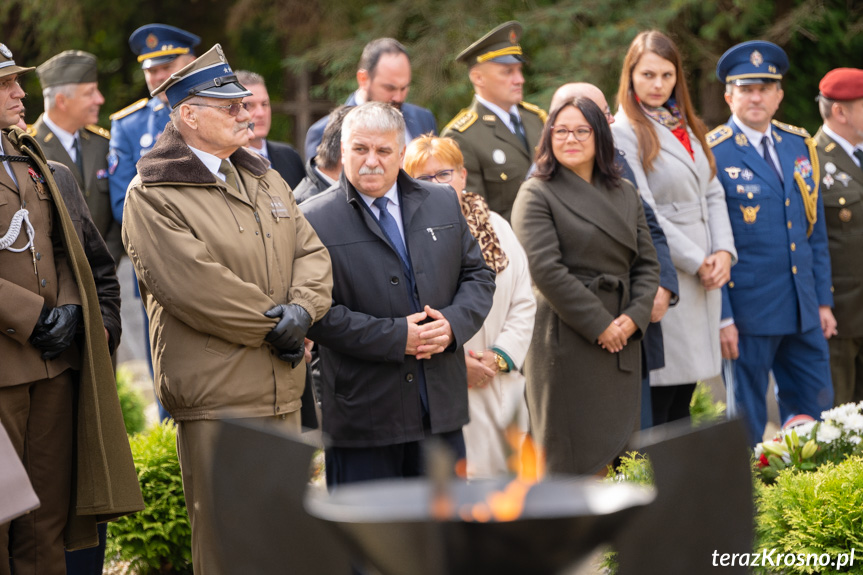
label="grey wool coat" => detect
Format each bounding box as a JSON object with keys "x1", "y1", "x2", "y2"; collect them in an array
[
  {"x1": 612, "y1": 112, "x2": 737, "y2": 386},
  {"x1": 512, "y1": 168, "x2": 660, "y2": 475}
]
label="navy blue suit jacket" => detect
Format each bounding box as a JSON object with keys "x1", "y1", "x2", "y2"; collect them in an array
[
  {"x1": 266, "y1": 140, "x2": 305, "y2": 190},
  {"x1": 304, "y1": 92, "x2": 437, "y2": 160},
  {"x1": 619, "y1": 150, "x2": 679, "y2": 371}
]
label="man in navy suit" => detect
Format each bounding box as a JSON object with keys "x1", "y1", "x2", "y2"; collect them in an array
[
  {"x1": 304, "y1": 38, "x2": 437, "y2": 160},
  {"x1": 300, "y1": 102, "x2": 494, "y2": 487},
  {"x1": 236, "y1": 70, "x2": 305, "y2": 189},
  {"x1": 709, "y1": 41, "x2": 835, "y2": 444}
]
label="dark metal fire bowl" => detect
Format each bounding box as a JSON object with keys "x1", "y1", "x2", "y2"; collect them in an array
[{"x1": 305, "y1": 476, "x2": 655, "y2": 575}]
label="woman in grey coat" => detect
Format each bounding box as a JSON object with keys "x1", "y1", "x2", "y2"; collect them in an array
[
  {"x1": 512, "y1": 97, "x2": 660, "y2": 475},
  {"x1": 612, "y1": 30, "x2": 737, "y2": 423}
]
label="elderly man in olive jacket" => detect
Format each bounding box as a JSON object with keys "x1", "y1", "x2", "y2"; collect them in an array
[
  {"x1": 0, "y1": 46, "x2": 142, "y2": 575},
  {"x1": 301, "y1": 102, "x2": 495, "y2": 488},
  {"x1": 122, "y1": 45, "x2": 332, "y2": 574}
]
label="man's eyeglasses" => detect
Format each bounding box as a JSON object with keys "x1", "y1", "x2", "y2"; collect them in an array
[
  {"x1": 190, "y1": 102, "x2": 248, "y2": 117},
  {"x1": 551, "y1": 126, "x2": 593, "y2": 142},
  {"x1": 415, "y1": 169, "x2": 455, "y2": 183}
]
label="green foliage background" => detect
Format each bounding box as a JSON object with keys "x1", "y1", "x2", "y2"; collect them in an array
[{"x1": 3, "y1": 0, "x2": 861, "y2": 149}]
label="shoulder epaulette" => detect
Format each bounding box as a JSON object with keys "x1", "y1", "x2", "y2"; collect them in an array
[
  {"x1": 85, "y1": 124, "x2": 110, "y2": 139},
  {"x1": 707, "y1": 125, "x2": 733, "y2": 148},
  {"x1": 520, "y1": 101, "x2": 548, "y2": 124},
  {"x1": 444, "y1": 109, "x2": 478, "y2": 133},
  {"x1": 771, "y1": 120, "x2": 810, "y2": 138},
  {"x1": 109, "y1": 98, "x2": 148, "y2": 121}
]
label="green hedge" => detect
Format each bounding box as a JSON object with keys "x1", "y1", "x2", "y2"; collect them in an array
[{"x1": 107, "y1": 421, "x2": 192, "y2": 574}]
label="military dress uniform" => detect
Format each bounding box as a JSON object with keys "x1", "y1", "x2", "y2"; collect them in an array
[
  {"x1": 441, "y1": 21, "x2": 546, "y2": 222},
  {"x1": 814, "y1": 68, "x2": 863, "y2": 405},
  {"x1": 711, "y1": 41, "x2": 833, "y2": 443},
  {"x1": 443, "y1": 98, "x2": 545, "y2": 221}
]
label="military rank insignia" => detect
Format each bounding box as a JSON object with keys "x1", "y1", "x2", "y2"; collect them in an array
[
  {"x1": 735, "y1": 133, "x2": 749, "y2": 147},
  {"x1": 794, "y1": 156, "x2": 812, "y2": 178},
  {"x1": 740, "y1": 204, "x2": 760, "y2": 224}
]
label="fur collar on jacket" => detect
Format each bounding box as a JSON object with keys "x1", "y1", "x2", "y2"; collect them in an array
[{"x1": 137, "y1": 122, "x2": 269, "y2": 185}]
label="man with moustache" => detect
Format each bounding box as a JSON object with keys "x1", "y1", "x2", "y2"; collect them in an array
[
  {"x1": 709, "y1": 41, "x2": 835, "y2": 444},
  {"x1": 304, "y1": 37, "x2": 437, "y2": 160},
  {"x1": 442, "y1": 21, "x2": 546, "y2": 221},
  {"x1": 300, "y1": 102, "x2": 495, "y2": 487},
  {"x1": 121, "y1": 45, "x2": 332, "y2": 573},
  {"x1": 813, "y1": 68, "x2": 863, "y2": 405},
  {"x1": 31, "y1": 51, "x2": 123, "y2": 265},
  {"x1": 235, "y1": 70, "x2": 305, "y2": 188}
]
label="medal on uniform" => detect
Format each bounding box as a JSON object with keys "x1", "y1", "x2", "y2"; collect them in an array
[
  {"x1": 492, "y1": 149, "x2": 506, "y2": 164},
  {"x1": 139, "y1": 133, "x2": 153, "y2": 149},
  {"x1": 836, "y1": 172, "x2": 852, "y2": 187},
  {"x1": 725, "y1": 167, "x2": 741, "y2": 179},
  {"x1": 736, "y1": 184, "x2": 745, "y2": 194},
  {"x1": 839, "y1": 208, "x2": 852, "y2": 222},
  {"x1": 27, "y1": 167, "x2": 45, "y2": 195},
  {"x1": 823, "y1": 173, "x2": 834, "y2": 189},
  {"x1": 825, "y1": 162, "x2": 837, "y2": 175},
  {"x1": 740, "y1": 204, "x2": 760, "y2": 224},
  {"x1": 794, "y1": 156, "x2": 812, "y2": 178},
  {"x1": 742, "y1": 169, "x2": 754, "y2": 181}
]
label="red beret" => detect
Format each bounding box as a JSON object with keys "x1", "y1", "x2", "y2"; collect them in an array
[{"x1": 819, "y1": 68, "x2": 863, "y2": 101}]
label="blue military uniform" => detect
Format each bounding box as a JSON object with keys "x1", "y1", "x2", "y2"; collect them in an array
[
  {"x1": 711, "y1": 41, "x2": 834, "y2": 444},
  {"x1": 108, "y1": 97, "x2": 171, "y2": 223}
]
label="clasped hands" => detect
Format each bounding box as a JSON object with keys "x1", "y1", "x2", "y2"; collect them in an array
[
  {"x1": 698, "y1": 250, "x2": 732, "y2": 290},
  {"x1": 597, "y1": 313, "x2": 636, "y2": 353},
  {"x1": 405, "y1": 305, "x2": 453, "y2": 360},
  {"x1": 264, "y1": 304, "x2": 311, "y2": 368}
]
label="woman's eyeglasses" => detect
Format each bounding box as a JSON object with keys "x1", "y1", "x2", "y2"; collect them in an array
[
  {"x1": 190, "y1": 102, "x2": 249, "y2": 117},
  {"x1": 551, "y1": 126, "x2": 593, "y2": 142},
  {"x1": 415, "y1": 169, "x2": 455, "y2": 183}
]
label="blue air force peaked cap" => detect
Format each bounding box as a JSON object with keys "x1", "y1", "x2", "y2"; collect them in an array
[
  {"x1": 129, "y1": 24, "x2": 200, "y2": 70},
  {"x1": 150, "y1": 44, "x2": 252, "y2": 109},
  {"x1": 716, "y1": 40, "x2": 788, "y2": 85}
]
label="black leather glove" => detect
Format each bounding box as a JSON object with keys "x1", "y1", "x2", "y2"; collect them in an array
[
  {"x1": 276, "y1": 346, "x2": 305, "y2": 369},
  {"x1": 264, "y1": 304, "x2": 312, "y2": 353},
  {"x1": 29, "y1": 304, "x2": 83, "y2": 360}
]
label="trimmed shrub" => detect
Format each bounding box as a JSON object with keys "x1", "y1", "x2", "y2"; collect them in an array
[
  {"x1": 115, "y1": 364, "x2": 147, "y2": 436},
  {"x1": 107, "y1": 421, "x2": 192, "y2": 574}
]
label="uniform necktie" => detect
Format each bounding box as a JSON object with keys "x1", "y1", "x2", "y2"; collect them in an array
[
  {"x1": 372, "y1": 196, "x2": 409, "y2": 268},
  {"x1": 853, "y1": 149, "x2": 863, "y2": 170},
  {"x1": 73, "y1": 136, "x2": 84, "y2": 174},
  {"x1": 219, "y1": 159, "x2": 238, "y2": 191},
  {"x1": 761, "y1": 136, "x2": 783, "y2": 184},
  {"x1": 509, "y1": 112, "x2": 530, "y2": 153}
]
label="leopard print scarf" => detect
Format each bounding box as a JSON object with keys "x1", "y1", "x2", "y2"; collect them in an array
[{"x1": 459, "y1": 191, "x2": 508, "y2": 274}]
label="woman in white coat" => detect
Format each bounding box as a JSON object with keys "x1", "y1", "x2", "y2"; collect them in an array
[
  {"x1": 404, "y1": 135, "x2": 536, "y2": 479},
  {"x1": 612, "y1": 30, "x2": 737, "y2": 424}
]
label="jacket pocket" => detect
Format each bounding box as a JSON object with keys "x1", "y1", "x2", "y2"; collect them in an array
[
  {"x1": 823, "y1": 188, "x2": 863, "y2": 235},
  {"x1": 204, "y1": 334, "x2": 235, "y2": 358},
  {"x1": 656, "y1": 201, "x2": 702, "y2": 225}
]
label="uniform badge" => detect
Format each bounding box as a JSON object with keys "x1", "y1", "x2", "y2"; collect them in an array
[
  {"x1": 139, "y1": 133, "x2": 153, "y2": 149},
  {"x1": 794, "y1": 156, "x2": 812, "y2": 178},
  {"x1": 742, "y1": 169, "x2": 754, "y2": 181},
  {"x1": 735, "y1": 133, "x2": 749, "y2": 147},
  {"x1": 839, "y1": 208, "x2": 852, "y2": 222},
  {"x1": 28, "y1": 167, "x2": 45, "y2": 194},
  {"x1": 482, "y1": 115, "x2": 496, "y2": 122},
  {"x1": 108, "y1": 151, "x2": 119, "y2": 176},
  {"x1": 725, "y1": 167, "x2": 741, "y2": 179},
  {"x1": 825, "y1": 142, "x2": 837, "y2": 153},
  {"x1": 836, "y1": 172, "x2": 852, "y2": 187},
  {"x1": 750, "y1": 50, "x2": 763, "y2": 67},
  {"x1": 825, "y1": 162, "x2": 837, "y2": 174},
  {"x1": 146, "y1": 34, "x2": 159, "y2": 49},
  {"x1": 270, "y1": 196, "x2": 290, "y2": 220},
  {"x1": 96, "y1": 169, "x2": 108, "y2": 180},
  {"x1": 492, "y1": 149, "x2": 506, "y2": 164},
  {"x1": 0, "y1": 44, "x2": 12, "y2": 59},
  {"x1": 823, "y1": 173, "x2": 834, "y2": 189},
  {"x1": 768, "y1": 65, "x2": 777, "y2": 74},
  {"x1": 736, "y1": 184, "x2": 745, "y2": 194},
  {"x1": 509, "y1": 29, "x2": 518, "y2": 44},
  {"x1": 740, "y1": 204, "x2": 760, "y2": 224}
]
